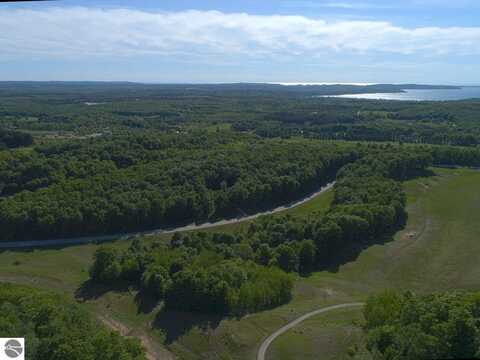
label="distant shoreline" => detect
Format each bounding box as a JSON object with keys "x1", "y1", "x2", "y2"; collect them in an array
[{"x1": 320, "y1": 86, "x2": 480, "y2": 101}]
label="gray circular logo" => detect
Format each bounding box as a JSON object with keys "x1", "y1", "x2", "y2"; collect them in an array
[{"x1": 4, "y1": 339, "x2": 23, "y2": 358}]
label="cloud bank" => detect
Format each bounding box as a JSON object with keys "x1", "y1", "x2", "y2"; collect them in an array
[{"x1": 1, "y1": 7, "x2": 480, "y2": 60}]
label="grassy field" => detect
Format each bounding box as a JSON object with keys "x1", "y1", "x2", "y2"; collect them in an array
[
  {"x1": 0, "y1": 167, "x2": 479, "y2": 359},
  {"x1": 266, "y1": 167, "x2": 480, "y2": 359},
  {"x1": 266, "y1": 307, "x2": 368, "y2": 360}
]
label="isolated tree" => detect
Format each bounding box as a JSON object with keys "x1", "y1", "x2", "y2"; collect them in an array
[{"x1": 89, "y1": 247, "x2": 121, "y2": 283}]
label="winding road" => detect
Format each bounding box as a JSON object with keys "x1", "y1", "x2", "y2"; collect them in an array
[
  {"x1": 256, "y1": 302, "x2": 365, "y2": 360},
  {"x1": 0, "y1": 182, "x2": 335, "y2": 249}
]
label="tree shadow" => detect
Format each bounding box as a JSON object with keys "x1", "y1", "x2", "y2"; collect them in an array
[
  {"x1": 323, "y1": 225, "x2": 405, "y2": 274},
  {"x1": 76, "y1": 280, "x2": 160, "y2": 315},
  {"x1": 406, "y1": 167, "x2": 436, "y2": 180},
  {"x1": 301, "y1": 214, "x2": 408, "y2": 277},
  {"x1": 153, "y1": 308, "x2": 223, "y2": 344},
  {"x1": 75, "y1": 279, "x2": 133, "y2": 301},
  {"x1": 134, "y1": 290, "x2": 159, "y2": 314}
]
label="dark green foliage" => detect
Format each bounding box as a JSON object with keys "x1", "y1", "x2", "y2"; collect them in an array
[
  {"x1": 141, "y1": 265, "x2": 171, "y2": 298},
  {"x1": 0, "y1": 133, "x2": 356, "y2": 241},
  {"x1": 89, "y1": 246, "x2": 121, "y2": 283},
  {"x1": 365, "y1": 291, "x2": 480, "y2": 360},
  {"x1": 273, "y1": 244, "x2": 298, "y2": 272},
  {"x1": 90, "y1": 237, "x2": 293, "y2": 316},
  {"x1": 0, "y1": 283, "x2": 145, "y2": 360},
  {"x1": 0, "y1": 129, "x2": 33, "y2": 149},
  {"x1": 297, "y1": 240, "x2": 316, "y2": 273}
]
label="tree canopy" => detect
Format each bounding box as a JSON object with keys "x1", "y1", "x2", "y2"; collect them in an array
[{"x1": 0, "y1": 283, "x2": 145, "y2": 360}]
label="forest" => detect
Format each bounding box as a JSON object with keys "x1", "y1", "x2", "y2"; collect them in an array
[
  {"x1": 1, "y1": 83, "x2": 480, "y2": 145},
  {"x1": 88, "y1": 146, "x2": 432, "y2": 315},
  {"x1": 0, "y1": 283, "x2": 145, "y2": 360},
  {"x1": 0, "y1": 128, "x2": 33, "y2": 149},
  {"x1": 365, "y1": 291, "x2": 480, "y2": 359},
  {"x1": 0, "y1": 133, "x2": 358, "y2": 241},
  {"x1": 2, "y1": 126, "x2": 480, "y2": 242}
]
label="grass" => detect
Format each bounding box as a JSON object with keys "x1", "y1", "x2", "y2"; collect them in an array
[
  {"x1": 1, "y1": 167, "x2": 479, "y2": 359},
  {"x1": 303, "y1": 167, "x2": 480, "y2": 295},
  {"x1": 266, "y1": 307, "x2": 368, "y2": 360}
]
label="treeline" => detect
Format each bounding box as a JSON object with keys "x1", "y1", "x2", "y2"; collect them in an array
[
  {"x1": 0, "y1": 283, "x2": 145, "y2": 360},
  {"x1": 365, "y1": 291, "x2": 480, "y2": 359},
  {"x1": 0, "y1": 128, "x2": 33, "y2": 149},
  {"x1": 2, "y1": 130, "x2": 479, "y2": 243},
  {"x1": 244, "y1": 120, "x2": 480, "y2": 147},
  {"x1": 0, "y1": 132, "x2": 358, "y2": 241},
  {"x1": 429, "y1": 145, "x2": 480, "y2": 167}
]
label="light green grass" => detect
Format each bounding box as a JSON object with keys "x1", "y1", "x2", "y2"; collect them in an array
[
  {"x1": 302, "y1": 167, "x2": 480, "y2": 295},
  {"x1": 266, "y1": 307, "x2": 368, "y2": 360}
]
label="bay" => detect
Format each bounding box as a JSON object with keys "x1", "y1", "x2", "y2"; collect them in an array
[{"x1": 324, "y1": 86, "x2": 480, "y2": 101}]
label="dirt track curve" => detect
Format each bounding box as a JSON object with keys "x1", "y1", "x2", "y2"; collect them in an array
[{"x1": 256, "y1": 302, "x2": 365, "y2": 360}]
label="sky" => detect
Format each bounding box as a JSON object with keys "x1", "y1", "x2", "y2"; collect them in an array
[{"x1": 0, "y1": 0, "x2": 480, "y2": 84}]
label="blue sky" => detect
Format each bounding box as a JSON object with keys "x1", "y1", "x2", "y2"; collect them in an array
[{"x1": 1, "y1": 0, "x2": 479, "y2": 84}]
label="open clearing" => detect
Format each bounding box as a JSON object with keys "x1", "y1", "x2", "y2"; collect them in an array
[{"x1": 1, "y1": 168, "x2": 479, "y2": 359}]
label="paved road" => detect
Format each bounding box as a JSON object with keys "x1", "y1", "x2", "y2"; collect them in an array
[
  {"x1": 0, "y1": 182, "x2": 335, "y2": 249},
  {"x1": 256, "y1": 302, "x2": 365, "y2": 360}
]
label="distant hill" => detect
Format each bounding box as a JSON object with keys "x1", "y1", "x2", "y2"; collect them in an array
[{"x1": 0, "y1": 81, "x2": 461, "y2": 98}]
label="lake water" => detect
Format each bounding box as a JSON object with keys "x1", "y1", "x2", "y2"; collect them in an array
[{"x1": 325, "y1": 87, "x2": 480, "y2": 101}]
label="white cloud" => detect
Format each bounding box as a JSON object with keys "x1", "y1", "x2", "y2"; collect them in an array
[
  {"x1": 284, "y1": 0, "x2": 480, "y2": 9},
  {"x1": 323, "y1": 2, "x2": 389, "y2": 9},
  {"x1": 0, "y1": 7, "x2": 479, "y2": 60}
]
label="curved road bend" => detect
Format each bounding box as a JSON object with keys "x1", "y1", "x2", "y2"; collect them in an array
[
  {"x1": 257, "y1": 302, "x2": 365, "y2": 360},
  {"x1": 0, "y1": 182, "x2": 335, "y2": 249}
]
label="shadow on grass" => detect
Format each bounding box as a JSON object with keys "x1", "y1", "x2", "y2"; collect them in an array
[
  {"x1": 324, "y1": 221, "x2": 407, "y2": 274},
  {"x1": 75, "y1": 280, "x2": 160, "y2": 315},
  {"x1": 410, "y1": 168, "x2": 436, "y2": 180},
  {"x1": 75, "y1": 279, "x2": 133, "y2": 301},
  {"x1": 134, "y1": 290, "x2": 159, "y2": 314},
  {"x1": 323, "y1": 237, "x2": 395, "y2": 274},
  {"x1": 300, "y1": 214, "x2": 409, "y2": 277},
  {"x1": 153, "y1": 308, "x2": 223, "y2": 344}
]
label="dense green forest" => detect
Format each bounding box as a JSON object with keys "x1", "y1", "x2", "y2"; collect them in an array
[
  {"x1": 365, "y1": 291, "x2": 480, "y2": 359},
  {"x1": 88, "y1": 146, "x2": 432, "y2": 315},
  {"x1": 0, "y1": 283, "x2": 145, "y2": 360},
  {"x1": 2, "y1": 125, "x2": 480, "y2": 242},
  {"x1": 0, "y1": 128, "x2": 33, "y2": 149},
  {"x1": 0, "y1": 133, "x2": 358, "y2": 241}
]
